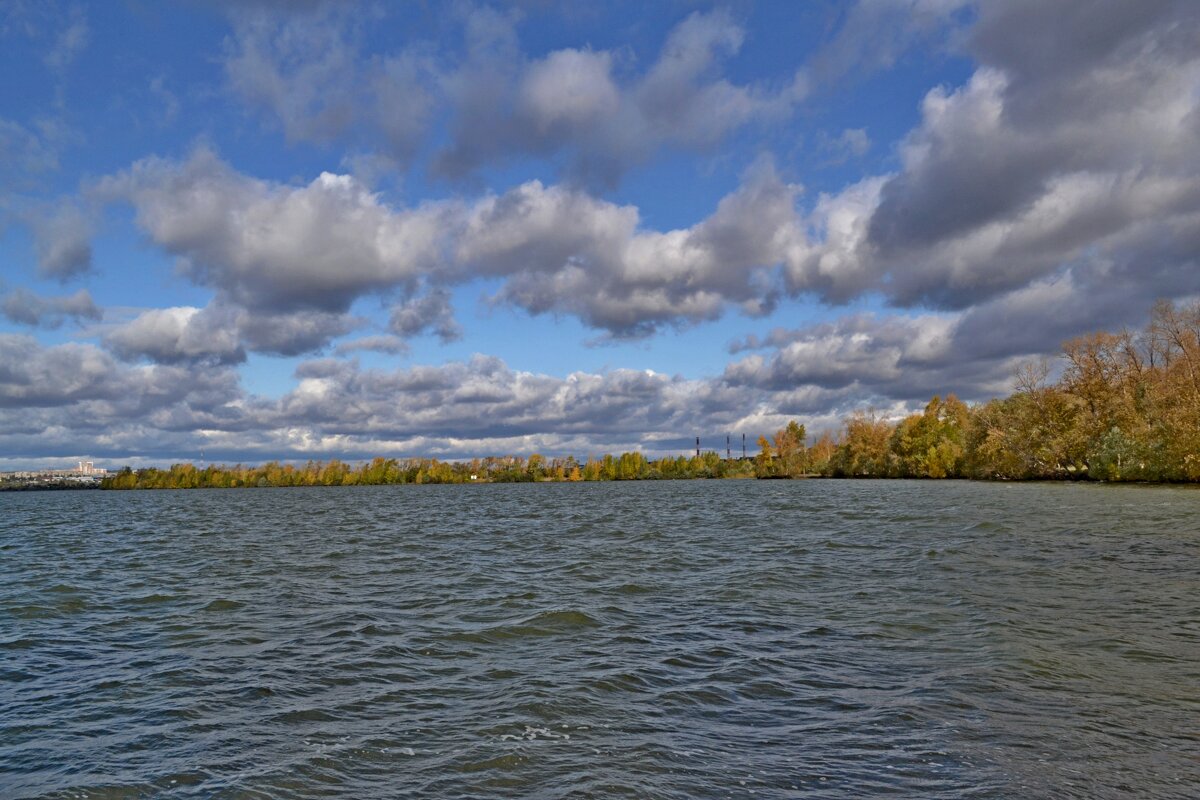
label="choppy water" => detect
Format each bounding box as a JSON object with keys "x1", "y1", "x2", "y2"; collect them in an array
[{"x1": 2, "y1": 480, "x2": 1198, "y2": 799}]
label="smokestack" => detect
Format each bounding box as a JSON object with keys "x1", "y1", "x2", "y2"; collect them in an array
[
  {"x1": 742, "y1": 433, "x2": 746, "y2": 459},
  {"x1": 696, "y1": 436, "x2": 700, "y2": 458},
  {"x1": 727, "y1": 435, "x2": 731, "y2": 460}
]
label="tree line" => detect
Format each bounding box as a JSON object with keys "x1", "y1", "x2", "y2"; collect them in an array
[
  {"x1": 101, "y1": 450, "x2": 759, "y2": 489},
  {"x1": 103, "y1": 300, "x2": 1200, "y2": 489},
  {"x1": 813, "y1": 300, "x2": 1200, "y2": 481}
]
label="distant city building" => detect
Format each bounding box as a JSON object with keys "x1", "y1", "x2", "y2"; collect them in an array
[{"x1": 0, "y1": 460, "x2": 108, "y2": 486}]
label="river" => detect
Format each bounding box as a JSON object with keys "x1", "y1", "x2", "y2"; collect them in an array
[{"x1": 2, "y1": 480, "x2": 1197, "y2": 798}]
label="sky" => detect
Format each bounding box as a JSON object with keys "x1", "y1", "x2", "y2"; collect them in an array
[{"x1": 1, "y1": 0, "x2": 1198, "y2": 468}]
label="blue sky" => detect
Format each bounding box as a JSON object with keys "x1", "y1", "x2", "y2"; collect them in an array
[{"x1": 2, "y1": 1, "x2": 1197, "y2": 467}]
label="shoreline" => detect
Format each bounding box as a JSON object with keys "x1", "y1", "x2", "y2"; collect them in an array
[{"x1": 6, "y1": 473, "x2": 1195, "y2": 492}]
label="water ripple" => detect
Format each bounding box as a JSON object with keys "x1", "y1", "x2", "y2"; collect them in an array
[{"x1": 2, "y1": 480, "x2": 1198, "y2": 798}]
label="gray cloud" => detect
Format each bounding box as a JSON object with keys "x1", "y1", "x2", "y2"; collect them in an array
[
  {"x1": 14, "y1": 0, "x2": 1193, "y2": 467},
  {"x1": 6, "y1": 310, "x2": 1025, "y2": 466},
  {"x1": 99, "y1": 0, "x2": 1200, "y2": 368},
  {"x1": 0, "y1": 118, "x2": 61, "y2": 182},
  {"x1": 720, "y1": 311, "x2": 984, "y2": 400},
  {"x1": 726, "y1": 243, "x2": 1200, "y2": 410},
  {"x1": 334, "y1": 334, "x2": 410, "y2": 357},
  {"x1": 807, "y1": 0, "x2": 970, "y2": 86},
  {"x1": 0, "y1": 115, "x2": 74, "y2": 233},
  {"x1": 28, "y1": 201, "x2": 92, "y2": 280},
  {"x1": 816, "y1": 127, "x2": 871, "y2": 166},
  {"x1": 0, "y1": 334, "x2": 778, "y2": 463},
  {"x1": 101, "y1": 148, "x2": 803, "y2": 342},
  {"x1": 222, "y1": 1, "x2": 434, "y2": 161},
  {"x1": 464, "y1": 160, "x2": 799, "y2": 336},
  {"x1": 389, "y1": 287, "x2": 462, "y2": 343},
  {"x1": 97, "y1": 147, "x2": 454, "y2": 314},
  {"x1": 19, "y1": 274, "x2": 1175, "y2": 465},
  {"x1": 236, "y1": 308, "x2": 360, "y2": 356},
  {"x1": 231, "y1": 354, "x2": 774, "y2": 454},
  {"x1": 0, "y1": 287, "x2": 100, "y2": 328},
  {"x1": 104, "y1": 302, "x2": 359, "y2": 364},
  {"x1": 218, "y1": 4, "x2": 802, "y2": 186},
  {"x1": 0, "y1": 333, "x2": 261, "y2": 468},
  {"x1": 224, "y1": 4, "x2": 362, "y2": 144},
  {"x1": 105, "y1": 305, "x2": 246, "y2": 365},
  {"x1": 3, "y1": 319, "x2": 912, "y2": 465},
  {"x1": 779, "y1": 0, "x2": 1200, "y2": 322},
  {"x1": 0, "y1": 333, "x2": 239, "y2": 413},
  {"x1": 0, "y1": 113, "x2": 76, "y2": 256},
  {"x1": 435, "y1": 8, "x2": 804, "y2": 186}
]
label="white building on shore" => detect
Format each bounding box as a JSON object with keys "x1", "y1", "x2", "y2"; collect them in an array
[{"x1": 0, "y1": 461, "x2": 109, "y2": 483}]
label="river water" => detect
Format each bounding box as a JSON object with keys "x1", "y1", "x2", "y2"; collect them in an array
[{"x1": 1, "y1": 480, "x2": 1197, "y2": 798}]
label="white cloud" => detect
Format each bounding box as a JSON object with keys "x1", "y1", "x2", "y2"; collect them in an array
[
  {"x1": 98, "y1": 148, "x2": 455, "y2": 314},
  {"x1": 105, "y1": 306, "x2": 244, "y2": 364},
  {"x1": 101, "y1": 149, "x2": 805, "y2": 341}
]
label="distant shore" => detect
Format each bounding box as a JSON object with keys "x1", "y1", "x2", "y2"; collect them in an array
[
  {"x1": 0, "y1": 481, "x2": 102, "y2": 492},
  {"x1": 12, "y1": 303, "x2": 1200, "y2": 490}
]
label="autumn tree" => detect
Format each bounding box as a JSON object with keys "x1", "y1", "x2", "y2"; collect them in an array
[
  {"x1": 889, "y1": 395, "x2": 969, "y2": 478},
  {"x1": 807, "y1": 432, "x2": 837, "y2": 474},
  {"x1": 830, "y1": 410, "x2": 894, "y2": 477},
  {"x1": 773, "y1": 420, "x2": 807, "y2": 477},
  {"x1": 754, "y1": 434, "x2": 774, "y2": 477}
]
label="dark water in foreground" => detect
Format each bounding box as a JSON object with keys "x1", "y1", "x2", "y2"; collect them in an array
[{"x1": 1, "y1": 480, "x2": 1197, "y2": 799}]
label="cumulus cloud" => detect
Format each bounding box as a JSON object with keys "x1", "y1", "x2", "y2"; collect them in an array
[
  {"x1": 0, "y1": 333, "x2": 239, "y2": 413},
  {"x1": 105, "y1": 306, "x2": 245, "y2": 365},
  {"x1": 464, "y1": 160, "x2": 801, "y2": 336},
  {"x1": 13, "y1": 0, "x2": 1194, "y2": 468},
  {"x1": 436, "y1": 8, "x2": 804, "y2": 185},
  {"x1": 101, "y1": 148, "x2": 803, "y2": 341},
  {"x1": 0, "y1": 303, "x2": 1111, "y2": 466},
  {"x1": 266, "y1": 355, "x2": 732, "y2": 447},
  {"x1": 0, "y1": 333, "x2": 260, "y2": 467},
  {"x1": 0, "y1": 287, "x2": 100, "y2": 328},
  {"x1": 725, "y1": 256, "x2": 1198, "y2": 410},
  {"x1": 5, "y1": 316, "x2": 1017, "y2": 466},
  {"x1": 218, "y1": 3, "x2": 803, "y2": 185},
  {"x1": 104, "y1": 301, "x2": 358, "y2": 364},
  {"x1": 789, "y1": 1, "x2": 1200, "y2": 315},
  {"x1": 97, "y1": 147, "x2": 454, "y2": 314},
  {"x1": 723, "y1": 312, "x2": 1015, "y2": 405},
  {"x1": 0, "y1": 335, "x2": 782, "y2": 463},
  {"x1": 97, "y1": 0, "x2": 1200, "y2": 373}
]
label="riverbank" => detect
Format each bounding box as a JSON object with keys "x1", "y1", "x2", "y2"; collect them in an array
[
  {"x1": 0, "y1": 478, "x2": 103, "y2": 491},
  {"x1": 97, "y1": 459, "x2": 1197, "y2": 490}
]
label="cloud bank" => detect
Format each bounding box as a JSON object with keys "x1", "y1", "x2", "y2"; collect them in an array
[{"x1": 3, "y1": 0, "x2": 1198, "y2": 465}]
